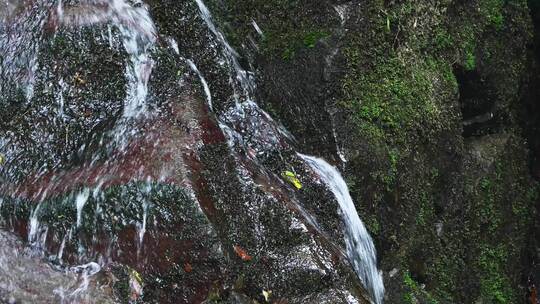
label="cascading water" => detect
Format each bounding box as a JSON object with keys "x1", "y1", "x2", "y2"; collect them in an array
[
  {"x1": 1, "y1": 0, "x2": 160, "y2": 300},
  {"x1": 186, "y1": 59, "x2": 213, "y2": 111},
  {"x1": 193, "y1": 0, "x2": 293, "y2": 156},
  {"x1": 193, "y1": 1, "x2": 385, "y2": 302},
  {"x1": 299, "y1": 154, "x2": 385, "y2": 304}
]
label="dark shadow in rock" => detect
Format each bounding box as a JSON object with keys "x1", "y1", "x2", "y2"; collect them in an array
[{"x1": 454, "y1": 66, "x2": 498, "y2": 137}]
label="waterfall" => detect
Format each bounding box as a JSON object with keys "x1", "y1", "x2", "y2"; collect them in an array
[
  {"x1": 194, "y1": 0, "x2": 252, "y2": 95},
  {"x1": 1, "y1": 0, "x2": 387, "y2": 301},
  {"x1": 194, "y1": 0, "x2": 293, "y2": 157},
  {"x1": 193, "y1": 0, "x2": 385, "y2": 302},
  {"x1": 299, "y1": 153, "x2": 385, "y2": 304},
  {"x1": 0, "y1": 0, "x2": 51, "y2": 100},
  {"x1": 114, "y1": 0, "x2": 157, "y2": 119}
]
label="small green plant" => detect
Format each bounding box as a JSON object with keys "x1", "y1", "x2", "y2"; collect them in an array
[
  {"x1": 464, "y1": 50, "x2": 476, "y2": 71},
  {"x1": 481, "y1": 0, "x2": 505, "y2": 30},
  {"x1": 281, "y1": 47, "x2": 295, "y2": 60},
  {"x1": 478, "y1": 245, "x2": 513, "y2": 303},
  {"x1": 302, "y1": 31, "x2": 329, "y2": 48},
  {"x1": 489, "y1": 12, "x2": 504, "y2": 29},
  {"x1": 403, "y1": 270, "x2": 440, "y2": 304},
  {"x1": 434, "y1": 29, "x2": 453, "y2": 51}
]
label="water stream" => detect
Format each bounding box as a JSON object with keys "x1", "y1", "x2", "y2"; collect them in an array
[{"x1": 299, "y1": 154, "x2": 385, "y2": 304}]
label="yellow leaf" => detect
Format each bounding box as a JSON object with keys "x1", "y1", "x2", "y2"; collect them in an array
[
  {"x1": 262, "y1": 290, "x2": 272, "y2": 302},
  {"x1": 129, "y1": 268, "x2": 143, "y2": 284},
  {"x1": 282, "y1": 171, "x2": 302, "y2": 189},
  {"x1": 0, "y1": 154, "x2": 4, "y2": 165}
]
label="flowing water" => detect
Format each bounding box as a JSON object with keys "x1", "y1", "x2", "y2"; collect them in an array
[
  {"x1": 299, "y1": 154, "x2": 385, "y2": 304},
  {"x1": 0, "y1": 0, "x2": 385, "y2": 302}
]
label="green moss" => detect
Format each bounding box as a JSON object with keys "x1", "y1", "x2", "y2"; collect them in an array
[
  {"x1": 302, "y1": 30, "x2": 329, "y2": 48},
  {"x1": 342, "y1": 56, "x2": 446, "y2": 145},
  {"x1": 477, "y1": 176, "x2": 503, "y2": 233},
  {"x1": 477, "y1": 245, "x2": 514, "y2": 303},
  {"x1": 480, "y1": 0, "x2": 505, "y2": 29},
  {"x1": 365, "y1": 215, "x2": 381, "y2": 236},
  {"x1": 416, "y1": 192, "x2": 433, "y2": 226},
  {"x1": 338, "y1": 1, "x2": 535, "y2": 302},
  {"x1": 209, "y1": 0, "x2": 334, "y2": 60},
  {"x1": 403, "y1": 292, "x2": 415, "y2": 304},
  {"x1": 206, "y1": 0, "x2": 536, "y2": 303},
  {"x1": 430, "y1": 253, "x2": 462, "y2": 301},
  {"x1": 434, "y1": 29, "x2": 454, "y2": 51},
  {"x1": 403, "y1": 270, "x2": 440, "y2": 304},
  {"x1": 403, "y1": 270, "x2": 417, "y2": 290},
  {"x1": 457, "y1": 139, "x2": 538, "y2": 303},
  {"x1": 464, "y1": 48, "x2": 477, "y2": 71},
  {"x1": 267, "y1": 29, "x2": 330, "y2": 60}
]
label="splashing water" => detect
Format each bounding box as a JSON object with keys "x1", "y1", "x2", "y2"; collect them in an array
[
  {"x1": 0, "y1": 0, "x2": 386, "y2": 301},
  {"x1": 55, "y1": 0, "x2": 157, "y2": 147},
  {"x1": 75, "y1": 188, "x2": 90, "y2": 228},
  {"x1": 28, "y1": 201, "x2": 43, "y2": 246},
  {"x1": 137, "y1": 200, "x2": 149, "y2": 256},
  {"x1": 69, "y1": 262, "x2": 101, "y2": 297},
  {"x1": 299, "y1": 153, "x2": 384, "y2": 304},
  {"x1": 251, "y1": 20, "x2": 264, "y2": 37}
]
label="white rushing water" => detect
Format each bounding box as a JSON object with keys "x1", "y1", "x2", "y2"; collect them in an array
[
  {"x1": 115, "y1": 0, "x2": 156, "y2": 119},
  {"x1": 75, "y1": 188, "x2": 90, "y2": 228},
  {"x1": 69, "y1": 262, "x2": 101, "y2": 295},
  {"x1": 0, "y1": 0, "x2": 50, "y2": 100},
  {"x1": 194, "y1": 0, "x2": 253, "y2": 97},
  {"x1": 299, "y1": 153, "x2": 384, "y2": 304},
  {"x1": 194, "y1": 0, "x2": 293, "y2": 156}
]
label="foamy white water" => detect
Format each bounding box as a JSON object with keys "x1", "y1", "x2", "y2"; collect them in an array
[
  {"x1": 299, "y1": 153, "x2": 384, "y2": 304},
  {"x1": 69, "y1": 262, "x2": 101, "y2": 297},
  {"x1": 28, "y1": 201, "x2": 43, "y2": 245},
  {"x1": 104, "y1": 0, "x2": 157, "y2": 119}
]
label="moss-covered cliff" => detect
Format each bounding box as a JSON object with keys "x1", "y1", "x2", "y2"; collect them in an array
[{"x1": 209, "y1": 0, "x2": 540, "y2": 302}]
